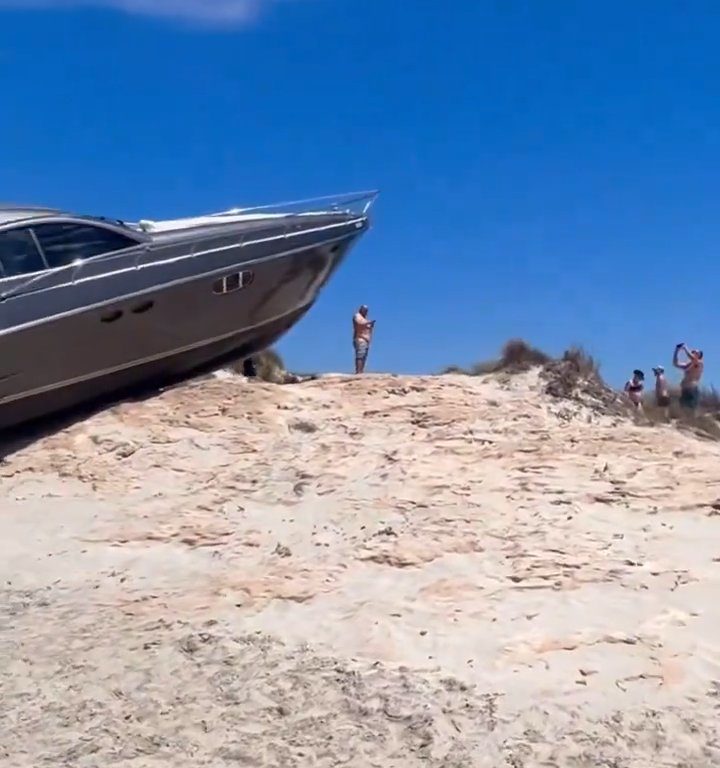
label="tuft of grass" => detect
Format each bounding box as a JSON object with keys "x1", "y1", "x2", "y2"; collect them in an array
[
  {"x1": 642, "y1": 385, "x2": 720, "y2": 440},
  {"x1": 254, "y1": 349, "x2": 286, "y2": 383},
  {"x1": 442, "y1": 338, "x2": 720, "y2": 440},
  {"x1": 562, "y1": 346, "x2": 600, "y2": 378},
  {"x1": 227, "y1": 348, "x2": 287, "y2": 383},
  {"x1": 444, "y1": 339, "x2": 551, "y2": 376},
  {"x1": 442, "y1": 339, "x2": 620, "y2": 412},
  {"x1": 542, "y1": 346, "x2": 613, "y2": 406}
]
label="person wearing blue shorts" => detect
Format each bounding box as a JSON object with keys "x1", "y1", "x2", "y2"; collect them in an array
[{"x1": 352, "y1": 304, "x2": 375, "y2": 374}]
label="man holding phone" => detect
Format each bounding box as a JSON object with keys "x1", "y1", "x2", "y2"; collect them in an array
[
  {"x1": 353, "y1": 304, "x2": 375, "y2": 374},
  {"x1": 673, "y1": 342, "x2": 704, "y2": 411}
]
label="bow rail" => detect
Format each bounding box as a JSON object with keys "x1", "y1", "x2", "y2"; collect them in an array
[
  {"x1": 204, "y1": 189, "x2": 379, "y2": 219},
  {"x1": 0, "y1": 190, "x2": 379, "y2": 302}
]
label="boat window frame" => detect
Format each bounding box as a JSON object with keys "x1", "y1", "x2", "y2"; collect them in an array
[
  {"x1": 30, "y1": 220, "x2": 143, "y2": 271},
  {"x1": 0, "y1": 215, "x2": 149, "y2": 282},
  {"x1": 0, "y1": 225, "x2": 51, "y2": 279}
]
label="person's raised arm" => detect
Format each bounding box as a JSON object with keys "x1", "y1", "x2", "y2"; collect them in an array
[{"x1": 673, "y1": 344, "x2": 689, "y2": 369}]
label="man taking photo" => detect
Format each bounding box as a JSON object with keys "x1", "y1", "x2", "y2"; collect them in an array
[
  {"x1": 352, "y1": 304, "x2": 375, "y2": 374},
  {"x1": 673, "y1": 342, "x2": 704, "y2": 412}
]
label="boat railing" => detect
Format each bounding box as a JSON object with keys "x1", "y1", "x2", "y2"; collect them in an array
[
  {"x1": 203, "y1": 189, "x2": 379, "y2": 220},
  {"x1": 0, "y1": 190, "x2": 379, "y2": 301},
  {"x1": 128, "y1": 189, "x2": 379, "y2": 266}
]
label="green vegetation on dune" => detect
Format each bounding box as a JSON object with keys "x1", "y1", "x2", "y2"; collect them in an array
[
  {"x1": 254, "y1": 349, "x2": 286, "y2": 382},
  {"x1": 442, "y1": 339, "x2": 601, "y2": 387},
  {"x1": 226, "y1": 348, "x2": 286, "y2": 383},
  {"x1": 222, "y1": 338, "x2": 720, "y2": 439},
  {"x1": 442, "y1": 338, "x2": 720, "y2": 440},
  {"x1": 642, "y1": 385, "x2": 720, "y2": 439},
  {"x1": 442, "y1": 339, "x2": 552, "y2": 376}
]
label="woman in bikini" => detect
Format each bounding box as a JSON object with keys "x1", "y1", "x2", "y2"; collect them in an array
[{"x1": 624, "y1": 369, "x2": 645, "y2": 410}]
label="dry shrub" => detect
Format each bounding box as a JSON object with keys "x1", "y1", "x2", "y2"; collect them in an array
[
  {"x1": 542, "y1": 346, "x2": 625, "y2": 414},
  {"x1": 442, "y1": 340, "x2": 621, "y2": 414},
  {"x1": 497, "y1": 339, "x2": 551, "y2": 372},
  {"x1": 443, "y1": 338, "x2": 720, "y2": 440},
  {"x1": 227, "y1": 348, "x2": 287, "y2": 383},
  {"x1": 445, "y1": 339, "x2": 550, "y2": 376},
  {"x1": 642, "y1": 386, "x2": 720, "y2": 440},
  {"x1": 543, "y1": 346, "x2": 606, "y2": 399},
  {"x1": 254, "y1": 348, "x2": 286, "y2": 383},
  {"x1": 699, "y1": 387, "x2": 720, "y2": 411}
]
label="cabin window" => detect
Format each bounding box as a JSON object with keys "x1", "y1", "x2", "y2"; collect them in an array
[
  {"x1": 0, "y1": 228, "x2": 48, "y2": 277},
  {"x1": 32, "y1": 223, "x2": 138, "y2": 268},
  {"x1": 213, "y1": 270, "x2": 254, "y2": 294}
]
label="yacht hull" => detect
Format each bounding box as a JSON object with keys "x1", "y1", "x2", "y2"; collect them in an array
[
  {"x1": 0, "y1": 302, "x2": 310, "y2": 431},
  {"x1": 0, "y1": 230, "x2": 358, "y2": 431}
]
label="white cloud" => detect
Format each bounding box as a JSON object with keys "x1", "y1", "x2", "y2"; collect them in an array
[{"x1": 0, "y1": 0, "x2": 292, "y2": 24}]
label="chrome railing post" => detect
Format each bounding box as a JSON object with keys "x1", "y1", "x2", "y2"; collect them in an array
[{"x1": 71, "y1": 259, "x2": 84, "y2": 284}]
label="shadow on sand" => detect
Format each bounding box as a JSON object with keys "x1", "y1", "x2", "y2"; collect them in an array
[{"x1": 0, "y1": 367, "x2": 226, "y2": 462}]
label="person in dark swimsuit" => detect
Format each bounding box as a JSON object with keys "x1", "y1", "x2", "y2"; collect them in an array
[{"x1": 624, "y1": 369, "x2": 645, "y2": 410}]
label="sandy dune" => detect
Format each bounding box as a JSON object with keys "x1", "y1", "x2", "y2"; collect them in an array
[{"x1": 2, "y1": 370, "x2": 720, "y2": 766}]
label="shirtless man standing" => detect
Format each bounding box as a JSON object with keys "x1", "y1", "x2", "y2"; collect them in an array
[
  {"x1": 352, "y1": 304, "x2": 375, "y2": 374},
  {"x1": 673, "y1": 343, "x2": 704, "y2": 411}
]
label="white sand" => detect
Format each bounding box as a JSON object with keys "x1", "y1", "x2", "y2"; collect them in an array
[{"x1": 2, "y1": 370, "x2": 720, "y2": 766}]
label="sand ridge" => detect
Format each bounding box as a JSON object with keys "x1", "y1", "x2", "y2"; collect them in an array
[{"x1": 2, "y1": 371, "x2": 720, "y2": 766}]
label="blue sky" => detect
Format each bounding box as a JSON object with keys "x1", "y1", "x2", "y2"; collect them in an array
[{"x1": 1, "y1": 1, "x2": 719, "y2": 384}]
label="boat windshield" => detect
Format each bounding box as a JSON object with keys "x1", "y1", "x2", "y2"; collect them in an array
[{"x1": 0, "y1": 220, "x2": 141, "y2": 293}]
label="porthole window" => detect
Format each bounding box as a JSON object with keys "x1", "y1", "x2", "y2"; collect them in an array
[
  {"x1": 225, "y1": 273, "x2": 241, "y2": 292},
  {"x1": 213, "y1": 270, "x2": 254, "y2": 295}
]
